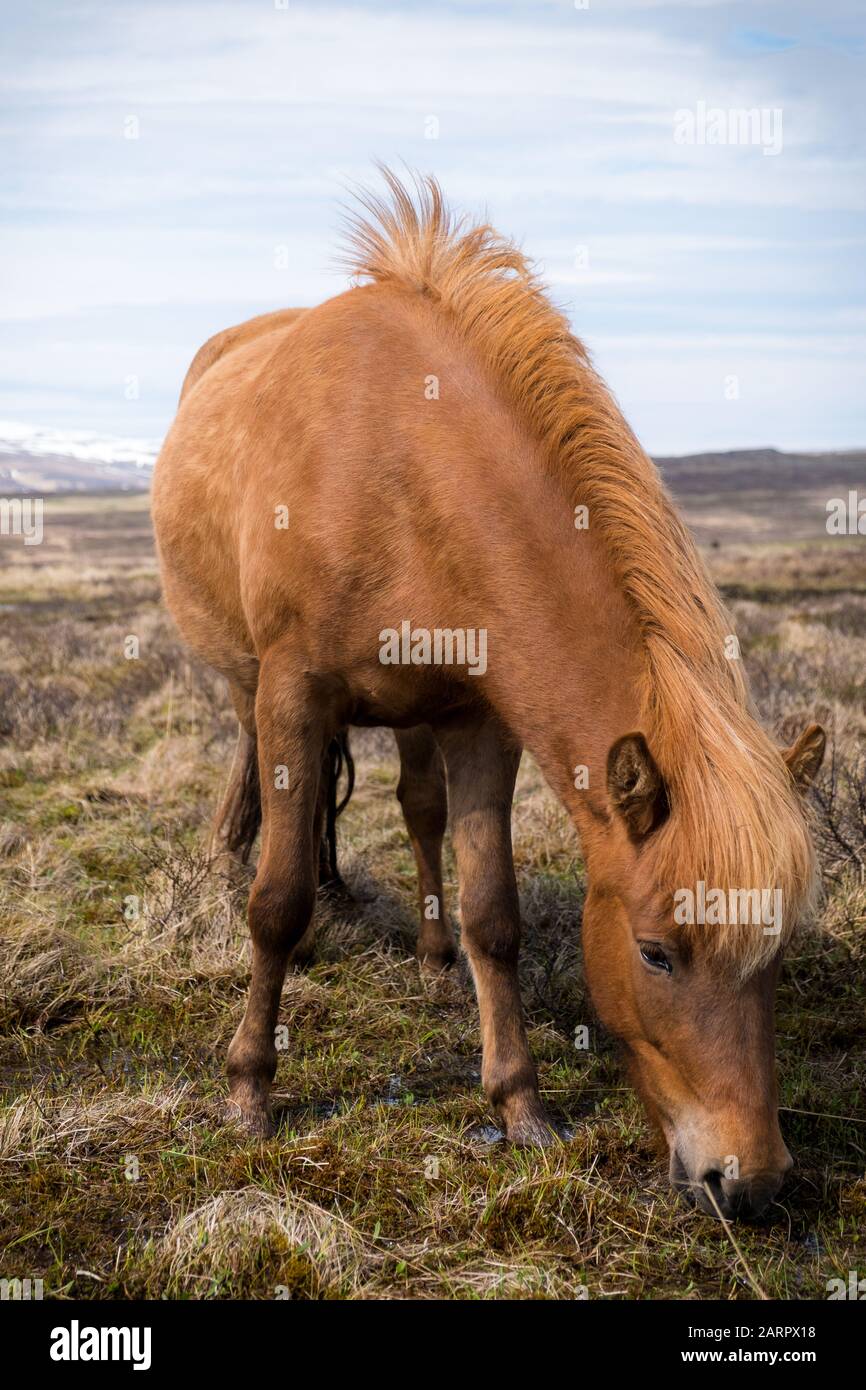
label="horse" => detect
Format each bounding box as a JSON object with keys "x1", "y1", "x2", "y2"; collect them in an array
[{"x1": 152, "y1": 172, "x2": 825, "y2": 1219}]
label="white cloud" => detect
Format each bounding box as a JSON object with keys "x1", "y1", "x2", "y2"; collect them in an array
[{"x1": 0, "y1": 0, "x2": 862, "y2": 451}]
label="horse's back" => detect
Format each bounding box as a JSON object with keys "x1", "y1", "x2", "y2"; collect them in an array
[
  {"x1": 152, "y1": 283, "x2": 501, "y2": 696},
  {"x1": 179, "y1": 306, "x2": 309, "y2": 402}
]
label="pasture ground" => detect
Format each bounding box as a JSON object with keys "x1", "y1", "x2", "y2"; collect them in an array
[{"x1": 1, "y1": 490, "x2": 864, "y2": 1299}]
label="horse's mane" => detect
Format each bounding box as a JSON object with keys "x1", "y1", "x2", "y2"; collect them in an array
[{"x1": 342, "y1": 169, "x2": 816, "y2": 974}]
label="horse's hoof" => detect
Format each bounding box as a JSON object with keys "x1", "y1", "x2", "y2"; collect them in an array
[
  {"x1": 224, "y1": 1096, "x2": 273, "y2": 1138},
  {"x1": 288, "y1": 924, "x2": 316, "y2": 969},
  {"x1": 501, "y1": 1100, "x2": 561, "y2": 1148},
  {"x1": 319, "y1": 874, "x2": 374, "y2": 904},
  {"x1": 417, "y1": 948, "x2": 457, "y2": 975}
]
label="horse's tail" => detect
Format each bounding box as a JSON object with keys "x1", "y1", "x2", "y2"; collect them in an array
[
  {"x1": 215, "y1": 726, "x2": 262, "y2": 864},
  {"x1": 319, "y1": 730, "x2": 355, "y2": 890},
  {"x1": 216, "y1": 724, "x2": 355, "y2": 884}
]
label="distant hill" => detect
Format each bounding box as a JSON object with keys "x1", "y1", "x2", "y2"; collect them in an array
[
  {"x1": 656, "y1": 447, "x2": 865, "y2": 497},
  {"x1": 0, "y1": 422, "x2": 862, "y2": 545},
  {"x1": 655, "y1": 447, "x2": 865, "y2": 545}
]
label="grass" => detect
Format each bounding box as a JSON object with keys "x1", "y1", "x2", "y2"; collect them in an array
[{"x1": 0, "y1": 494, "x2": 864, "y2": 1300}]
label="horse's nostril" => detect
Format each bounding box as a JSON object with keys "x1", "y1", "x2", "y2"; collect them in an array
[
  {"x1": 702, "y1": 1171, "x2": 784, "y2": 1221},
  {"x1": 671, "y1": 1154, "x2": 786, "y2": 1220},
  {"x1": 699, "y1": 1169, "x2": 733, "y2": 1218}
]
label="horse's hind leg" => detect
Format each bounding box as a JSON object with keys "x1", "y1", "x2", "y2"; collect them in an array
[
  {"x1": 435, "y1": 714, "x2": 554, "y2": 1146},
  {"x1": 215, "y1": 681, "x2": 350, "y2": 907},
  {"x1": 394, "y1": 726, "x2": 456, "y2": 971},
  {"x1": 226, "y1": 650, "x2": 333, "y2": 1135}
]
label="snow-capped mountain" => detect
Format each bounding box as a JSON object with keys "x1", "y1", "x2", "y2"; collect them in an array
[{"x1": 0, "y1": 421, "x2": 159, "y2": 493}]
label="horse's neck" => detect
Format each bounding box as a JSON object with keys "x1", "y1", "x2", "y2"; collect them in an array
[
  {"x1": 444, "y1": 431, "x2": 647, "y2": 833},
  {"x1": 489, "y1": 554, "x2": 644, "y2": 827}
]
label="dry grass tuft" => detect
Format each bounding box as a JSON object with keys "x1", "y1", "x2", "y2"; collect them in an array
[
  {"x1": 0, "y1": 1082, "x2": 211, "y2": 1163},
  {"x1": 154, "y1": 1187, "x2": 374, "y2": 1297}
]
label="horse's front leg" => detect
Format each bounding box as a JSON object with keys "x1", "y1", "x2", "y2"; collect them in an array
[{"x1": 435, "y1": 714, "x2": 556, "y2": 1146}]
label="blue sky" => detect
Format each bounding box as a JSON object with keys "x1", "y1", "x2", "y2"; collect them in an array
[{"x1": 1, "y1": 0, "x2": 864, "y2": 453}]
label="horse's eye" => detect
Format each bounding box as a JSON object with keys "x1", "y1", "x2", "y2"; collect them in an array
[{"x1": 639, "y1": 941, "x2": 673, "y2": 974}]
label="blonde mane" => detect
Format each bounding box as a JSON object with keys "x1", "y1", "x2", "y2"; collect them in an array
[{"x1": 343, "y1": 170, "x2": 817, "y2": 973}]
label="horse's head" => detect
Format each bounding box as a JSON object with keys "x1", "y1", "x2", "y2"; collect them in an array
[{"x1": 581, "y1": 722, "x2": 825, "y2": 1219}]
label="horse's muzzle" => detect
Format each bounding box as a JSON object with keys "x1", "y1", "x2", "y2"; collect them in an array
[{"x1": 670, "y1": 1149, "x2": 793, "y2": 1221}]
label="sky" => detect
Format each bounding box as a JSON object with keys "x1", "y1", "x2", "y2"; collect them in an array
[{"x1": 1, "y1": 0, "x2": 864, "y2": 455}]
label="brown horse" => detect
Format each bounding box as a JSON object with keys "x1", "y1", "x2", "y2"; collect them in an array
[{"x1": 152, "y1": 172, "x2": 825, "y2": 1220}]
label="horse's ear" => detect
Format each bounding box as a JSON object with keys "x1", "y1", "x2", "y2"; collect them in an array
[
  {"x1": 782, "y1": 722, "x2": 826, "y2": 792},
  {"x1": 607, "y1": 733, "x2": 668, "y2": 839}
]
